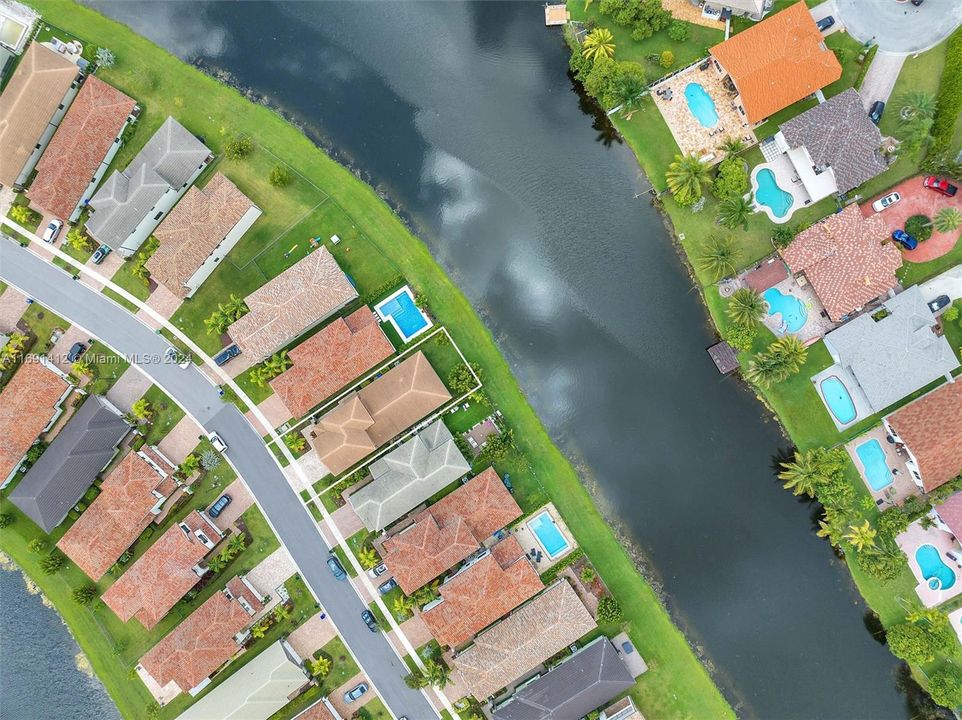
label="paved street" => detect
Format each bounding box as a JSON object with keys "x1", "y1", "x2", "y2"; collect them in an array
[
  {"x1": 0, "y1": 236, "x2": 436, "y2": 720},
  {"x1": 835, "y1": 0, "x2": 962, "y2": 54}
]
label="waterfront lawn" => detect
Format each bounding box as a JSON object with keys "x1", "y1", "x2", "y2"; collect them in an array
[{"x1": 137, "y1": 384, "x2": 185, "y2": 446}]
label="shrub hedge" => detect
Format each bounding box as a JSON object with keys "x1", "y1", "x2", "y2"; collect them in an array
[{"x1": 930, "y1": 27, "x2": 962, "y2": 155}]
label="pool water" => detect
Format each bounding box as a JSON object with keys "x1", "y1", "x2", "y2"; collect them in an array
[
  {"x1": 754, "y1": 169, "x2": 794, "y2": 218},
  {"x1": 684, "y1": 83, "x2": 719, "y2": 128},
  {"x1": 820, "y1": 376, "x2": 857, "y2": 425},
  {"x1": 375, "y1": 287, "x2": 430, "y2": 341},
  {"x1": 855, "y1": 439, "x2": 893, "y2": 491},
  {"x1": 916, "y1": 544, "x2": 956, "y2": 591},
  {"x1": 528, "y1": 511, "x2": 570, "y2": 559},
  {"x1": 763, "y1": 288, "x2": 807, "y2": 333}
]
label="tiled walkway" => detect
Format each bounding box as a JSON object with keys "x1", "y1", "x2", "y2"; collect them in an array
[
  {"x1": 157, "y1": 415, "x2": 203, "y2": 463},
  {"x1": 106, "y1": 366, "x2": 152, "y2": 412},
  {"x1": 48, "y1": 326, "x2": 89, "y2": 373},
  {"x1": 0, "y1": 286, "x2": 27, "y2": 333},
  {"x1": 327, "y1": 672, "x2": 369, "y2": 719},
  {"x1": 246, "y1": 547, "x2": 297, "y2": 596},
  {"x1": 209, "y1": 478, "x2": 254, "y2": 532},
  {"x1": 288, "y1": 612, "x2": 338, "y2": 659},
  {"x1": 663, "y1": 0, "x2": 725, "y2": 28}
]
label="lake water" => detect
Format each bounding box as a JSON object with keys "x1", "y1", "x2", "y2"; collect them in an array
[{"x1": 54, "y1": 1, "x2": 909, "y2": 717}]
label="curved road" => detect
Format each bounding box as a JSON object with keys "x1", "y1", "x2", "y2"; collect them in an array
[{"x1": 0, "y1": 236, "x2": 434, "y2": 720}]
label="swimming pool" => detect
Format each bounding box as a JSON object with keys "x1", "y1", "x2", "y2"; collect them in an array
[
  {"x1": 754, "y1": 168, "x2": 794, "y2": 219},
  {"x1": 819, "y1": 376, "x2": 857, "y2": 425},
  {"x1": 684, "y1": 83, "x2": 719, "y2": 128},
  {"x1": 528, "y1": 511, "x2": 571, "y2": 560},
  {"x1": 916, "y1": 544, "x2": 956, "y2": 591},
  {"x1": 374, "y1": 286, "x2": 432, "y2": 342},
  {"x1": 763, "y1": 288, "x2": 807, "y2": 333},
  {"x1": 855, "y1": 438, "x2": 893, "y2": 492}
]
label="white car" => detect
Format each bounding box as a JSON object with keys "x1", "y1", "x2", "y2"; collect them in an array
[
  {"x1": 41, "y1": 219, "x2": 63, "y2": 243},
  {"x1": 872, "y1": 192, "x2": 901, "y2": 213},
  {"x1": 207, "y1": 432, "x2": 228, "y2": 453},
  {"x1": 164, "y1": 347, "x2": 191, "y2": 369}
]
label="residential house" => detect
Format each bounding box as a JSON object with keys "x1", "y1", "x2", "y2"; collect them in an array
[
  {"x1": 452, "y1": 580, "x2": 597, "y2": 701},
  {"x1": 349, "y1": 419, "x2": 470, "y2": 531},
  {"x1": 305, "y1": 351, "x2": 451, "y2": 475},
  {"x1": 0, "y1": 0, "x2": 39, "y2": 54},
  {"x1": 101, "y1": 510, "x2": 223, "y2": 629},
  {"x1": 491, "y1": 637, "x2": 636, "y2": 720},
  {"x1": 228, "y1": 247, "x2": 357, "y2": 360},
  {"x1": 0, "y1": 42, "x2": 82, "y2": 188},
  {"x1": 57, "y1": 447, "x2": 178, "y2": 581},
  {"x1": 0, "y1": 357, "x2": 72, "y2": 485},
  {"x1": 29, "y1": 75, "x2": 138, "y2": 222},
  {"x1": 701, "y1": 0, "x2": 772, "y2": 22},
  {"x1": 176, "y1": 639, "x2": 310, "y2": 720},
  {"x1": 422, "y1": 536, "x2": 543, "y2": 648},
  {"x1": 381, "y1": 466, "x2": 522, "y2": 594},
  {"x1": 9, "y1": 395, "x2": 129, "y2": 532},
  {"x1": 137, "y1": 576, "x2": 265, "y2": 703},
  {"x1": 709, "y1": 1, "x2": 841, "y2": 124},
  {"x1": 885, "y1": 380, "x2": 962, "y2": 493},
  {"x1": 269, "y1": 307, "x2": 394, "y2": 419},
  {"x1": 85, "y1": 116, "x2": 212, "y2": 256},
  {"x1": 780, "y1": 204, "x2": 901, "y2": 322},
  {"x1": 146, "y1": 173, "x2": 262, "y2": 298}
]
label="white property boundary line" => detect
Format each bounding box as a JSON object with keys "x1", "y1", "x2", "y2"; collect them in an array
[{"x1": 0, "y1": 217, "x2": 458, "y2": 719}]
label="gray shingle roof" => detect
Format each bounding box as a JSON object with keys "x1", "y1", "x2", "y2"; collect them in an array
[
  {"x1": 779, "y1": 89, "x2": 888, "y2": 194},
  {"x1": 824, "y1": 286, "x2": 960, "y2": 413},
  {"x1": 492, "y1": 637, "x2": 635, "y2": 720},
  {"x1": 85, "y1": 116, "x2": 211, "y2": 249},
  {"x1": 9, "y1": 396, "x2": 130, "y2": 532}
]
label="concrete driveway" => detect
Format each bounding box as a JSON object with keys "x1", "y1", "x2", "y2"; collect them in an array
[
  {"x1": 835, "y1": 0, "x2": 962, "y2": 54},
  {"x1": 809, "y1": 1, "x2": 842, "y2": 37},
  {"x1": 858, "y1": 52, "x2": 905, "y2": 110},
  {"x1": 919, "y1": 266, "x2": 962, "y2": 307}
]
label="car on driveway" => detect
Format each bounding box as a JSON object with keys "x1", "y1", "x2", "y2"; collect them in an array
[
  {"x1": 360, "y1": 609, "x2": 379, "y2": 632},
  {"x1": 872, "y1": 192, "x2": 900, "y2": 212},
  {"x1": 327, "y1": 555, "x2": 347, "y2": 580},
  {"x1": 868, "y1": 101, "x2": 885, "y2": 125},
  {"x1": 67, "y1": 342, "x2": 86, "y2": 362},
  {"x1": 928, "y1": 294, "x2": 951, "y2": 314},
  {"x1": 213, "y1": 344, "x2": 241, "y2": 366},
  {"x1": 343, "y1": 682, "x2": 368, "y2": 704},
  {"x1": 367, "y1": 562, "x2": 387, "y2": 579},
  {"x1": 378, "y1": 577, "x2": 398, "y2": 595},
  {"x1": 91, "y1": 244, "x2": 111, "y2": 264},
  {"x1": 816, "y1": 15, "x2": 834, "y2": 31},
  {"x1": 208, "y1": 494, "x2": 232, "y2": 518},
  {"x1": 924, "y1": 176, "x2": 958, "y2": 197},
  {"x1": 41, "y1": 219, "x2": 63, "y2": 243},
  {"x1": 892, "y1": 229, "x2": 918, "y2": 250}
]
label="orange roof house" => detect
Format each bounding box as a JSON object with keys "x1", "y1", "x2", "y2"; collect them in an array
[
  {"x1": 779, "y1": 204, "x2": 901, "y2": 322},
  {"x1": 886, "y1": 381, "x2": 962, "y2": 493},
  {"x1": 421, "y1": 536, "x2": 544, "y2": 648},
  {"x1": 57, "y1": 449, "x2": 177, "y2": 581},
  {"x1": 29, "y1": 75, "x2": 137, "y2": 222},
  {"x1": 709, "y1": 1, "x2": 841, "y2": 124},
  {"x1": 137, "y1": 576, "x2": 264, "y2": 702},
  {"x1": 0, "y1": 359, "x2": 71, "y2": 483},
  {"x1": 269, "y1": 307, "x2": 394, "y2": 419},
  {"x1": 381, "y1": 468, "x2": 521, "y2": 594},
  {"x1": 101, "y1": 511, "x2": 223, "y2": 629}
]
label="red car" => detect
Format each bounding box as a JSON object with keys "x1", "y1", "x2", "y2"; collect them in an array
[{"x1": 924, "y1": 176, "x2": 959, "y2": 197}]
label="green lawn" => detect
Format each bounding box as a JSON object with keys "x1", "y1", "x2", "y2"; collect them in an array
[
  {"x1": 109, "y1": 241, "x2": 154, "y2": 302},
  {"x1": 83, "y1": 340, "x2": 130, "y2": 395},
  {"x1": 269, "y1": 635, "x2": 360, "y2": 720},
  {"x1": 137, "y1": 384, "x2": 186, "y2": 446}
]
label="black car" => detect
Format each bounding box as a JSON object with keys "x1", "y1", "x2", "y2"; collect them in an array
[
  {"x1": 869, "y1": 101, "x2": 885, "y2": 125},
  {"x1": 213, "y1": 344, "x2": 241, "y2": 366},
  {"x1": 911, "y1": 0, "x2": 924, "y2": 6},
  {"x1": 815, "y1": 15, "x2": 834, "y2": 31},
  {"x1": 208, "y1": 494, "x2": 232, "y2": 518},
  {"x1": 360, "y1": 609, "x2": 379, "y2": 632},
  {"x1": 928, "y1": 295, "x2": 951, "y2": 314},
  {"x1": 377, "y1": 577, "x2": 398, "y2": 595},
  {"x1": 67, "y1": 342, "x2": 86, "y2": 362}
]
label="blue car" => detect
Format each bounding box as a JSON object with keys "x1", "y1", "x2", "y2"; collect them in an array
[
  {"x1": 213, "y1": 344, "x2": 241, "y2": 366},
  {"x1": 327, "y1": 555, "x2": 347, "y2": 580},
  {"x1": 892, "y1": 229, "x2": 918, "y2": 250},
  {"x1": 208, "y1": 494, "x2": 232, "y2": 518}
]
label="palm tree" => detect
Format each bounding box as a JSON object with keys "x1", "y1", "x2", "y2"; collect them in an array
[
  {"x1": 9, "y1": 204, "x2": 32, "y2": 225},
  {"x1": 224, "y1": 294, "x2": 248, "y2": 321},
  {"x1": 698, "y1": 235, "x2": 738, "y2": 281},
  {"x1": 898, "y1": 114, "x2": 933, "y2": 154},
  {"x1": 423, "y1": 659, "x2": 451, "y2": 689},
  {"x1": 769, "y1": 335, "x2": 807, "y2": 376},
  {"x1": 393, "y1": 594, "x2": 413, "y2": 619},
  {"x1": 582, "y1": 28, "x2": 615, "y2": 61},
  {"x1": 726, "y1": 287, "x2": 765, "y2": 327},
  {"x1": 898, "y1": 90, "x2": 937, "y2": 122},
  {"x1": 284, "y1": 432, "x2": 307, "y2": 453},
  {"x1": 227, "y1": 534, "x2": 247, "y2": 555},
  {"x1": 778, "y1": 449, "x2": 824, "y2": 498},
  {"x1": 934, "y1": 207, "x2": 962, "y2": 233},
  {"x1": 309, "y1": 656, "x2": 331, "y2": 677},
  {"x1": 665, "y1": 153, "x2": 711, "y2": 206},
  {"x1": 717, "y1": 194, "x2": 753, "y2": 230},
  {"x1": 743, "y1": 352, "x2": 780, "y2": 388},
  {"x1": 616, "y1": 74, "x2": 646, "y2": 120},
  {"x1": 843, "y1": 520, "x2": 877, "y2": 553},
  {"x1": 720, "y1": 137, "x2": 745, "y2": 155}
]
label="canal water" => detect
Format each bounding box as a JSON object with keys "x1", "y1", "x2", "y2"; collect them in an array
[{"x1": 67, "y1": 2, "x2": 905, "y2": 718}]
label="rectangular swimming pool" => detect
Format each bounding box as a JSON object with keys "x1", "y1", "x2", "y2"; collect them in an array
[
  {"x1": 374, "y1": 285, "x2": 432, "y2": 342},
  {"x1": 528, "y1": 510, "x2": 571, "y2": 560},
  {"x1": 855, "y1": 438, "x2": 893, "y2": 492}
]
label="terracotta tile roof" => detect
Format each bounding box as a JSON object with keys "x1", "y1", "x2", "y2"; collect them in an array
[
  {"x1": 779, "y1": 204, "x2": 901, "y2": 321},
  {"x1": 889, "y1": 381, "x2": 962, "y2": 492},
  {"x1": 453, "y1": 580, "x2": 597, "y2": 700},
  {"x1": 138, "y1": 577, "x2": 263, "y2": 695},
  {"x1": 147, "y1": 173, "x2": 258, "y2": 297},
  {"x1": 422, "y1": 537, "x2": 543, "y2": 648},
  {"x1": 307, "y1": 351, "x2": 450, "y2": 474},
  {"x1": 0, "y1": 43, "x2": 78, "y2": 186},
  {"x1": 936, "y1": 491, "x2": 962, "y2": 538},
  {"x1": 269, "y1": 308, "x2": 394, "y2": 419},
  {"x1": 381, "y1": 467, "x2": 520, "y2": 593},
  {"x1": 29, "y1": 76, "x2": 137, "y2": 220},
  {"x1": 0, "y1": 359, "x2": 69, "y2": 481},
  {"x1": 229, "y1": 247, "x2": 358, "y2": 360},
  {"x1": 743, "y1": 258, "x2": 789, "y2": 293},
  {"x1": 57, "y1": 451, "x2": 175, "y2": 581},
  {"x1": 101, "y1": 511, "x2": 219, "y2": 629},
  {"x1": 709, "y1": 2, "x2": 842, "y2": 123},
  {"x1": 294, "y1": 702, "x2": 337, "y2": 720}
]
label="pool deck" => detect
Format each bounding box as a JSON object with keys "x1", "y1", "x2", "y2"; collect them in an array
[
  {"x1": 750, "y1": 154, "x2": 812, "y2": 224},
  {"x1": 810, "y1": 364, "x2": 874, "y2": 432},
  {"x1": 759, "y1": 275, "x2": 833, "y2": 345},
  {"x1": 896, "y1": 519, "x2": 962, "y2": 608},
  {"x1": 374, "y1": 284, "x2": 433, "y2": 343},
  {"x1": 844, "y1": 426, "x2": 918, "y2": 509},
  {"x1": 509, "y1": 502, "x2": 576, "y2": 574}
]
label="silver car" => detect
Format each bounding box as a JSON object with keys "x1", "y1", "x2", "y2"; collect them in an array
[{"x1": 343, "y1": 682, "x2": 368, "y2": 704}]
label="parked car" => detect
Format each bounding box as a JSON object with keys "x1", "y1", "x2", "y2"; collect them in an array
[
  {"x1": 911, "y1": 0, "x2": 924, "y2": 6},
  {"x1": 378, "y1": 577, "x2": 398, "y2": 595},
  {"x1": 367, "y1": 562, "x2": 387, "y2": 579},
  {"x1": 327, "y1": 555, "x2": 347, "y2": 580},
  {"x1": 164, "y1": 346, "x2": 191, "y2": 369},
  {"x1": 91, "y1": 244, "x2": 111, "y2": 264},
  {"x1": 360, "y1": 609, "x2": 379, "y2": 632},
  {"x1": 868, "y1": 101, "x2": 885, "y2": 125},
  {"x1": 207, "y1": 432, "x2": 228, "y2": 453},
  {"x1": 67, "y1": 342, "x2": 86, "y2": 362},
  {"x1": 213, "y1": 344, "x2": 241, "y2": 366},
  {"x1": 892, "y1": 229, "x2": 919, "y2": 250},
  {"x1": 343, "y1": 683, "x2": 368, "y2": 704},
  {"x1": 924, "y1": 176, "x2": 959, "y2": 197},
  {"x1": 207, "y1": 494, "x2": 232, "y2": 518},
  {"x1": 928, "y1": 294, "x2": 951, "y2": 314},
  {"x1": 815, "y1": 15, "x2": 834, "y2": 31},
  {"x1": 41, "y1": 219, "x2": 63, "y2": 243},
  {"x1": 871, "y1": 192, "x2": 900, "y2": 212}
]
